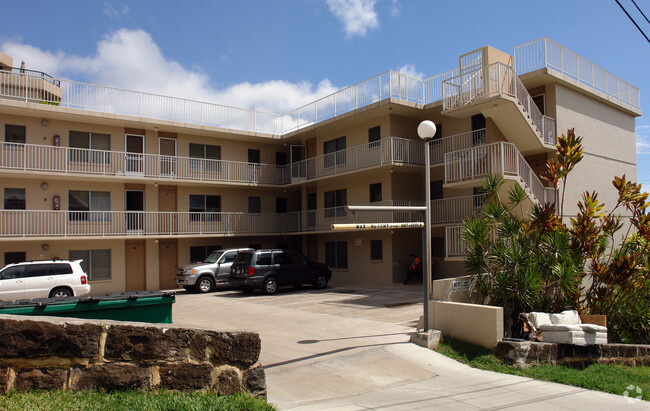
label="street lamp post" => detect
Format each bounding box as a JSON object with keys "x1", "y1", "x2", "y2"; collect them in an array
[{"x1": 417, "y1": 120, "x2": 436, "y2": 332}]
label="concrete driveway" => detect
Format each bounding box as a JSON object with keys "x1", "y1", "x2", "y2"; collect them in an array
[{"x1": 171, "y1": 285, "x2": 648, "y2": 410}]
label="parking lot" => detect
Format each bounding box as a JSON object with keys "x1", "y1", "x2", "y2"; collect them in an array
[{"x1": 171, "y1": 285, "x2": 643, "y2": 410}]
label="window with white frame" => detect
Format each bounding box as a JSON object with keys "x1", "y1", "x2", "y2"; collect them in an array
[
  {"x1": 69, "y1": 131, "x2": 110, "y2": 163},
  {"x1": 189, "y1": 194, "x2": 221, "y2": 222},
  {"x1": 324, "y1": 189, "x2": 346, "y2": 218},
  {"x1": 323, "y1": 136, "x2": 346, "y2": 167},
  {"x1": 69, "y1": 249, "x2": 111, "y2": 281},
  {"x1": 189, "y1": 143, "x2": 221, "y2": 172},
  {"x1": 68, "y1": 191, "x2": 110, "y2": 222}
]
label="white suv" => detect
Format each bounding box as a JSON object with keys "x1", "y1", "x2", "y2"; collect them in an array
[{"x1": 0, "y1": 259, "x2": 91, "y2": 301}]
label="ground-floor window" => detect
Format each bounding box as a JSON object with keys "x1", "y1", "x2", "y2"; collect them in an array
[
  {"x1": 325, "y1": 241, "x2": 348, "y2": 269},
  {"x1": 69, "y1": 249, "x2": 111, "y2": 281},
  {"x1": 4, "y1": 251, "x2": 26, "y2": 265},
  {"x1": 370, "y1": 240, "x2": 382, "y2": 261},
  {"x1": 189, "y1": 245, "x2": 221, "y2": 264}
]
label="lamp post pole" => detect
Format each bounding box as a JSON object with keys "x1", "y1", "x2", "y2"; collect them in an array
[{"x1": 418, "y1": 120, "x2": 436, "y2": 332}]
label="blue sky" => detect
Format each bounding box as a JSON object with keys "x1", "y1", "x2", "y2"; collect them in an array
[{"x1": 2, "y1": 0, "x2": 649, "y2": 187}]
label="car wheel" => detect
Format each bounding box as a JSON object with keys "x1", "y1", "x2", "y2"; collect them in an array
[
  {"x1": 195, "y1": 276, "x2": 214, "y2": 293},
  {"x1": 263, "y1": 278, "x2": 278, "y2": 295},
  {"x1": 314, "y1": 273, "x2": 328, "y2": 289},
  {"x1": 49, "y1": 287, "x2": 72, "y2": 298}
]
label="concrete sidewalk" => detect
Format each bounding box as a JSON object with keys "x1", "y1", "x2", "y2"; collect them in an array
[{"x1": 170, "y1": 286, "x2": 648, "y2": 410}]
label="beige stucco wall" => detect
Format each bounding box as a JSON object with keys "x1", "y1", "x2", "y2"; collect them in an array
[{"x1": 553, "y1": 84, "x2": 637, "y2": 219}]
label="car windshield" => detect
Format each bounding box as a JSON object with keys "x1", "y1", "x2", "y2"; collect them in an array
[{"x1": 203, "y1": 251, "x2": 224, "y2": 263}]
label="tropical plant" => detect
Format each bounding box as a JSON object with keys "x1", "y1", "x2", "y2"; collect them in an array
[{"x1": 463, "y1": 128, "x2": 650, "y2": 343}]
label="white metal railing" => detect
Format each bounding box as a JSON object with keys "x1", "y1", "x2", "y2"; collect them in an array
[
  {"x1": 0, "y1": 203, "x2": 424, "y2": 238},
  {"x1": 430, "y1": 129, "x2": 486, "y2": 164},
  {"x1": 514, "y1": 37, "x2": 640, "y2": 110},
  {"x1": 0, "y1": 142, "x2": 286, "y2": 185},
  {"x1": 444, "y1": 142, "x2": 547, "y2": 204},
  {"x1": 442, "y1": 62, "x2": 556, "y2": 147},
  {"x1": 288, "y1": 137, "x2": 425, "y2": 182},
  {"x1": 445, "y1": 225, "x2": 466, "y2": 258},
  {"x1": 431, "y1": 194, "x2": 486, "y2": 224},
  {"x1": 1, "y1": 68, "x2": 458, "y2": 136}
]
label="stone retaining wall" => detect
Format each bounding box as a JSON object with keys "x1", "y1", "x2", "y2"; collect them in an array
[
  {"x1": 0, "y1": 315, "x2": 266, "y2": 397},
  {"x1": 496, "y1": 340, "x2": 650, "y2": 369}
]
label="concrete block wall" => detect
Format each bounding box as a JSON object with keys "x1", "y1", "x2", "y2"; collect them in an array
[{"x1": 0, "y1": 315, "x2": 266, "y2": 397}]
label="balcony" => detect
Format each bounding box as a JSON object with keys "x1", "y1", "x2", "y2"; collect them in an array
[
  {"x1": 442, "y1": 62, "x2": 556, "y2": 154},
  {"x1": 0, "y1": 142, "x2": 287, "y2": 186},
  {"x1": 444, "y1": 142, "x2": 554, "y2": 216},
  {"x1": 0, "y1": 202, "x2": 423, "y2": 239},
  {"x1": 0, "y1": 67, "x2": 62, "y2": 103},
  {"x1": 430, "y1": 194, "x2": 486, "y2": 225},
  {"x1": 514, "y1": 37, "x2": 640, "y2": 112}
]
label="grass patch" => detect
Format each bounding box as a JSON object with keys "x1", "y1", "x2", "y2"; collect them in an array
[
  {"x1": 0, "y1": 390, "x2": 276, "y2": 410},
  {"x1": 436, "y1": 338, "x2": 650, "y2": 401}
]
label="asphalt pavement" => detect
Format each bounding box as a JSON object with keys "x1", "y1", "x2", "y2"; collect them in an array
[{"x1": 170, "y1": 284, "x2": 649, "y2": 410}]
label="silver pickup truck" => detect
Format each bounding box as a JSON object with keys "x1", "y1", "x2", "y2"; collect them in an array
[{"x1": 176, "y1": 248, "x2": 253, "y2": 293}]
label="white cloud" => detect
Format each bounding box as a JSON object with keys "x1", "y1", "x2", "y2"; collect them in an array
[
  {"x1": 389, "y1": 0, "x2": 401, "y2": 17},
  {"x1": 397, "y1": 64, "x2": 424, "y2": 79},
  {"x1": 0, "y1": 29, "x2": 338, "y2": 114},
  {"x1": 636, "y1": 124, "x2": 650, "y2": 155},
  {"x1": 326, "y1": 0, "x2": 379, "y2": 38},
  {"x1": 102, "y1": 3, "x2": 130, "y2": 19}
]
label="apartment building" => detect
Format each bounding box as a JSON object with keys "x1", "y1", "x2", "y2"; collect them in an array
[{"x1": 0, "y1": 38, "x2": 640, "y2": 294}]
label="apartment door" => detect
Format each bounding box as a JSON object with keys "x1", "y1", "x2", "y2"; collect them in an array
[
  {"x1": 159, "y1": 137, "x2": 176, "y2": 177},
  {"x1": 158, "y1": 186, "x2": 177, "y2": 234},
  {"x1": 125, "y1": 240, "x2": 146, "y2": 291},
  {"x1": 306, "y1": 138, "x2": 317, "y2": 178},
  {"x1": 125, "y1": 134, "x2": 144, "y2": 175},
  {"x1": 290, "y1": 145, "x2": 306, "y2": 181},
  {"x1": 126, "y1": 190, "x2": 144, "y2": 232},
  {"x1": 306, "y1": 190, "x2": 317, "y2": 230},
  {"x1": 158, "y1": 239, "x2": 178, "y2": 289}
]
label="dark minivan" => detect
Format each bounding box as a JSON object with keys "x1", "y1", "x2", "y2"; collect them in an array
[{"x1": 229, "y1": 249, "x2": 331, "y2": 295}]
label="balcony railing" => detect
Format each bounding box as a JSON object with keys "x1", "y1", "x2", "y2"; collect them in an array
[
  {"x1": 0, "y1": 67, "x2": 458, "y2": 136},
  {"x1": 430, "y1": 129, "x2": 486, "y2": 164},
  {"x1": 444, "y1": 142, "x2": 548, "y2": 205},
  {"x1": 0, "y1": 202, "x2": 424, "y2": 238},
  {"x1": 514, "y1": 37, "x2": 640, "y2": 110},
  {"x1": 442, "y1": 62, "x2": 555, "y2": 147},
  {"x1": 0, "y1": 142, "x2": 286, "y2": 185},
  {"x1": 445, "y1": 225, "x2": 466, "y2": 258},
  {"x1": 430, "y1": 194, "x2": 486, "y2": 225}
]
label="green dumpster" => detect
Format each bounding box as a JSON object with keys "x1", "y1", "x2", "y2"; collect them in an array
[{"x1": 0, "y1": 291, "x2": 175, "y2": 324}]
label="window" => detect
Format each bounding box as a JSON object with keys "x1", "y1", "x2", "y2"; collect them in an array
[
  {"x1": 189, "y1": 194, "x2": 221, "y2": 222},
  {"x1": 369, "y1": 183, "x2": 382, "y2": 203},
  {"x1": 189, "y1": 143, "x2": 221, "y2": 172},
  {"x1": 326, "y1": 241, "x2": 348, "y2": 269},
  {"x1": 4, "y1": 251, "x2": 25, "y2": 265},
  {"x1": 68, "y1": 191, "x2": 110, "y2": 222},
  {"x1": 324, "y1": 189, "x2": 347, "y2": 218},
  {"x1": 370, "y1": 240, "x2": 382, "y2": 261},
  {"x1": 368, "y1": 126, "x2": 380, "y2": 147},
  {"x1": 5, "y1": 124, "x2": 25, "y2": 144},
  {"x1": 276, "y1": 197, "x2": 288, "y2": 213},
  {"x1": 69, "y1": 131, "x2": 110, "y2": 163},
  {"x1": 323, "y1": 136, "x2": 346, "y2": 167},
  {"x1": 4, "y1": 188, "x2": 25, "y2": 210},
  {"x1": 532, "y1": 94, "x2": 545, "y2": 115},
  {"x1": 431, "y1": 181, "x2": 443, "y2": 200},
  {"x1": 276, "y1": 152, "x2": 287, "y2": 166},
  {"x1": 471, "y1": 114, "x2": 486, "y2": 146},
  {"x1": 69, "y1": 249, "x2": 111, "y2": 281},
  {"x1": 189, "y1": 245, "x2": 221, "y2": 263},
  {"x1": 248, "y1": 197, "x2": 261, "y2": 213},
  {"x1": 248, "y1": 149, "x2": 260, "y2": 164}
]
